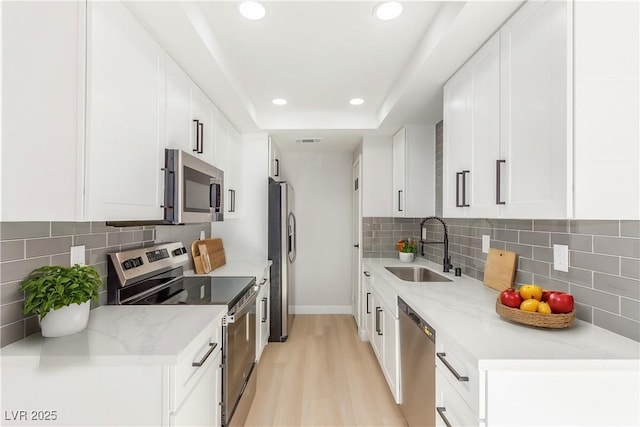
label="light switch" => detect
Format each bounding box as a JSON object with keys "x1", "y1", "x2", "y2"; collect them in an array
[
  {"x1": 553, "y1": 244, "x2": 569, "y2": 272},
  {"x1": 70, "y1": 245, "x2": 86, "y2": 266},
  {"x1": 482, "y1": 235, "x2": 490, "y2": 253}
]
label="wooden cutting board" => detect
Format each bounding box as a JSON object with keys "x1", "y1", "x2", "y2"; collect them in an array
[
  {"x1": 191, "y1": 238, "x2": 226, "y2": 274},
  {"x1": 483, "y1": 248, "x2": 517, "y2": 291}
]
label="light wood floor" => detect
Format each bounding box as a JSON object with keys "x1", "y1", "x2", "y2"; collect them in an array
[{"x1": 245, "y1": 315, "x2": 407, "y2": 427}]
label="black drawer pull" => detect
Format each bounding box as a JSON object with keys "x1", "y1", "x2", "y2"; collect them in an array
[{"x1": 437, "y1": 352, "x2": 469, "y2": 381}]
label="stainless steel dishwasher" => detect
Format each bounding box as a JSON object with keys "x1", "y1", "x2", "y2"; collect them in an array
[{"x1": 399, "y1": 297, "x2": 436, "y2": 427}]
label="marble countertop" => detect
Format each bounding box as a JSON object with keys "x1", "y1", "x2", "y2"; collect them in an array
[
  {"x1": 363, "y1": 258, "x2": 640, "y2": 370},
  {"x1": 0, "y1": 305, "x2": 226, "y2": 367},
  {"x1": 184, "y1": 259, "x2": 272, "y2": 283}
]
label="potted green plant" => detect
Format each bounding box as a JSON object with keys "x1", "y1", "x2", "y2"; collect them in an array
[
  {"x1": 399, "y1": 239, "x2": 417, "y2": 262},
  {"x1": 20, "y1": 264, "x2": 101, "y2": 337}
]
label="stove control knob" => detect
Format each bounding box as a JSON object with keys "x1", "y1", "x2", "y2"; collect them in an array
[
  {"x1": 122, "y1": 259, "x2": 133, "y2": 270},
  {"x1": 172, "y1": 247, "x2": 187, "y2": 256}
]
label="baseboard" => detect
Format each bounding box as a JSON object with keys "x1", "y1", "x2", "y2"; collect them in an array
[
  {"x1": 292, "y1": 305, "x2": 353, "y2": 315},
  {"x1": 358, "y1": 330, "x2": 369, "y2": 341}
]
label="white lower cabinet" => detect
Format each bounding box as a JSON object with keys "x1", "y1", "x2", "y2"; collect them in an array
[
  {"x1": 436, "y1": 369, "x2": 479, "y2": 427},
  {"x1": 171, "y1": 347, "x2": 222, "y2": 426},
  {"x1": 256, "y1": 270, "x2": 270, "y2": 362},
  {"x1": 361, "y1": 270, "x2": 373, "y2": 341},
  {"x1": 362, "y1": 269, "x2": 401, "y2": 404}
]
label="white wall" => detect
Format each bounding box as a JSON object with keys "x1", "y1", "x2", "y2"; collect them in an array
[
  {"x1": 362, "y1": 136, "x2": 393, "y2": 217},
  {"x1": 280, "y1": 150, "x2": 353, "y2": 314},
  {"x1": 212, "y1": 133, "x2": 269, "y2": 262}
]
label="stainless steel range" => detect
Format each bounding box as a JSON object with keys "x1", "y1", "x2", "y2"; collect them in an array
[{"x1": 107, "y1": 242, "x2": 257, "y2": 427}]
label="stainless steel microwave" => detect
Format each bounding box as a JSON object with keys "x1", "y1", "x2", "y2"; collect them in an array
[{"x1": 164, "y1": 149, "x2": 224, "y2": 224}]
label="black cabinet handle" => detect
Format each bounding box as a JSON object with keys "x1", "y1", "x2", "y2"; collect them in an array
[
  {"x1": 398, "y1": 190, "x2": 403, "y2": 212},
  {"x1": 275, "y1": 159, "x2": 280, "y2": 177},
  {"x1": 192, "y1": 342, "x2": 217, "y2": 367},
  {"x1": 496, "y1": 160, "x2": 506, "y2": 205},
  {"x1": 228, "y1": 189, "x2": 236, "y2": 213},
  {"x1": 461, "y1": 170, "x2": 470, "y2": 207},
  {"x1": 437, "y1": 352, "x2": 469, "y2": 382},
  {"x1": 455, "y1": 172, "x2": 463, "y2": 207},
  {"x1": 376, "y1": 307, "x2": 383, "y2": 336},
  {"x1": 363, "y1": 271, "x2": 370, "y2": 277},
  {"x1": 198, "y1": 122, "x2": 204, "y2": 154},
  {"x1": 436, "y1": 407, "x2": 452, "y2": 427},
  {"x1": 366, "y1": 292, "x2": 371, "y2": 314},
  {"x1": 192, "y1": 119, "x2": 200, "y2": 153},
  {"x1": 261, "y1": 297, "x2": 268, "y2": 323}
]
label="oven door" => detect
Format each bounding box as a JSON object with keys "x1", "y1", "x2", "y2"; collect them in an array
[{"x1": 223, "y1": 292, "x2": 257, "y2": 426}]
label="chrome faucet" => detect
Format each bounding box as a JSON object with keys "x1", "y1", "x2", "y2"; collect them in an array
[{"x1": 420, "y1": 216, "x2": 453, "y2": 273}]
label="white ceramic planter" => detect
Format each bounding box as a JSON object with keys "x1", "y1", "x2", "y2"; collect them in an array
[
  {"x1": 39, "y1": 301, "x2": 90, "y2": 338},
  {"x1": 398, "y1": 252, "x2": 415, "y2": 263}
]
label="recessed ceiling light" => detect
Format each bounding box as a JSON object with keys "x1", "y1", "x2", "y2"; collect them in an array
[
  {"x1": 374, "y1": 2, "x2": 403, "y2": 21},
  {"x1": 349, "y1": 98, "x2": 365, "y2": 106},
  {"x1": 272, "y1": 98, "x2": 287, "y2": 106},
  {"x1": 239, "y1": 1, "x2": 266, "y2": 20}
]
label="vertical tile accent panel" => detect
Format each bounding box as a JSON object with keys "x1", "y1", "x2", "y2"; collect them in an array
[{"x1": 0, "y1": 221, "x2": 161, "y2": 347}]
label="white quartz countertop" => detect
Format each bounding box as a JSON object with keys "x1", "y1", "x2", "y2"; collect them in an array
[
  {"x1": 363, "y1": 258, "x2": 640, "y2": 370},
  {"x1": 184, "y1": 259, "x2": 271, "y2": 282},
  {"x1": 0, "y1": 305, "x2": 226, "y2": 367}
]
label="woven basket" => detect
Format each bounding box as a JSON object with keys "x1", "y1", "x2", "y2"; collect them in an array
[{"x1": 495, "y1": 297, "x2": 575, "y2": 329}]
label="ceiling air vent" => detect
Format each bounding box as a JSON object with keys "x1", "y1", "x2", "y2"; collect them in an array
[{"x1": 295, "y1": 138, "x2": 322, "y2": 144}]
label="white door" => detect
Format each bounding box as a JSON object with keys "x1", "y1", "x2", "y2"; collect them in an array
[
  {"x1": 392, "y1": 129, "x2": 406, "y2": 217},
  {"x1": 352, "y1": 156, "x2": 362, "y2": 327}
]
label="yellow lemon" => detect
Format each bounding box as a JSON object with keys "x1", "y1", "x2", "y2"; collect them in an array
[
  {"x1": 520, "y1": 299, "x2": 540, "y2": 312},
  {"x1": 537, "y1": 301, "x2": 552, "y2": 315}
]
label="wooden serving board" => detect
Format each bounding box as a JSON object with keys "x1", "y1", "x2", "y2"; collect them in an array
[
  {"x1": 191, "y1": 238, "x2": 226, "y2": 274},
  {"x1": 483, "y1": 248, "x2": 517, "y2": 291}
]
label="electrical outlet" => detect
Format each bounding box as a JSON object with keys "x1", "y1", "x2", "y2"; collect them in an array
[
  {"x1": 200, "y1": 231, "x2": 205, "y2": 240},
  {"x1": 553, "y1": 244, "x2": 569, "y2": 272},
  {"x1": 482, "y1": 235, "x2": 490, "y2": 253},
  {"x1": 70, "y1": 245, "x2": 86, "y2": 266}
]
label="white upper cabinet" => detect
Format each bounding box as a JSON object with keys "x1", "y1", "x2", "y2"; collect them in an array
[
  {"x1": 361, "y1": 136, "x2": 393, "y2": 217},
  {"x1": 268, "y1": 137, "x2": 282, "y2": 180},
  {"x1": 499, "y1": 0, "x2": 570, "y2": 218},
  {"x1": 572, "y1": 1, "x2": 639, "y2": 219},
  {"x1": 444, "y1": 1, "x2": 570, "y2": 219},
  {"x1": 84, "y1": 1, "x2": 165, "y2": 221},
  {"x1": 392, "y1": 125, "x2": 435, "y2": 218},
  {"x1": 216, "y1": 112, "x2": 243, "y2": 219},
  {"x1": 1, "y1": 1, "x2": 85, "y2": 221},
  {"x1": 191, "y1": 87, "x2": 216, "y2": 166},
  {"x1": 165, "y1": 56, "x2": 195, "y2": 155},
  {"x1": 444, "y1": 34, "x2": 500, "y2": 218}
]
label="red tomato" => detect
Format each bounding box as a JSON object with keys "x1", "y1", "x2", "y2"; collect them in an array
[
  {"x1": 500, "y1": 288, "x2": 523, "y2": 309},
  {"x1": 548, "y1": 292, "x2": 574, "y2": 313}
]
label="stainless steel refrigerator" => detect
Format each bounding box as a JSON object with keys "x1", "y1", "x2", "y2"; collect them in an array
[{"x1": 268, "y1": 179, "x2": 296, "y2": 342}]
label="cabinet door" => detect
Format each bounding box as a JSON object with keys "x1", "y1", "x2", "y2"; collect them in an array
[
  {"x1": 371, "y1": 295, "x2": 384, "y2": 362},
  {"x1": 191, "y1": 87, "x2": 215, "y2": 165},
  {"x1": 468, "y1": 33, "x2": 501, "y2": 218},
  {"x1": 361, "y1": 273, "x2": 372, "y2": 340},
  {"x1": 165, "y1": 55, "x2": 195, "y2": 153},
  {"x1": 85, "y1": 1, "x2": 165, "y2": 221},
  {"x1": 381, "y1": 305, "x2": 399, "y2": 402},
  {"x1": 443, "y1": 66, "x2": 472, "y2": 218},
  {"x1": 1, "y1": 1, "x2": 84, "y2": 221},
  {"x1": 225, "y1": 125, "x2": 243, "y2": 219},
  {"x1": 256, "y1": 283, "x2": 269, "y2": 361},
  {"x1": 500, "y1": 0, "x2": 569, "y2": 218},
  {"x1": 392, "y1": 129, "x2": 406, "y2": 217},
  {"x1": 171, "y1": 349, "x2": 221, "y2": 426},
  {"x1": 268, "y1": 137, "x2": 281, "y2": 180}
]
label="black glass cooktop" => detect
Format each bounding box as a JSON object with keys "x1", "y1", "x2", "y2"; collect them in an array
[{"x1": 129, "y1": 275, "x2": 255, "y2": 308}]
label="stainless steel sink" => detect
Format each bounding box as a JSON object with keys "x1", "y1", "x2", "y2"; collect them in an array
[{"x1": 385, "y1": 266, "x2": 453, "y2": 283}]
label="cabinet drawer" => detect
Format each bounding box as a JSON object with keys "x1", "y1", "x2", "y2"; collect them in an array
[
  {"x1": 173, "y1": 321, "x2": 222, "y2": 410},
  {"x1": 436, "y1": 333, "x2": 480, "y2": 415},
  {"x1": 436, "y1": 368, "x2": 480, "y2": 427}
]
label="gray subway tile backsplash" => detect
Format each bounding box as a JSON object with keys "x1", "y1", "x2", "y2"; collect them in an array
[
  {"x1": 550, "y1": 233, "x2": 593, "y2": 252},
  {"x1": 593, "y1": 236, "x2": 640, "y2": 258},
  {"x1": 570, "y1": 284, "x2": 620, "y2": 314},
  {"x1": 0, "y1": 221, "x2": 165, "y2": 348},
  {"x1": 570, "y1": 251, "x2": 620, "y2": 275},
  {"x1": 620, "y1": 258, "x2": 640, "y2": 280},
  {"x1": 593, "y1": 309, "x2": 640, "y2": 342},
  {"x1": 519, "y1": 231, "x2": 550, "y2": 247},
  {"x1": 593, "y1": 272, "x2": 640, "y2": 300},
  {"x1": 570, "y1": 220, "x2": 620, "y2": 236},
  {"x1": 621, "y1": 298, "x2": 640, "y2": 322},
  {"x1": 620, "y1": 220, "x2": 640, "y2": 238}
]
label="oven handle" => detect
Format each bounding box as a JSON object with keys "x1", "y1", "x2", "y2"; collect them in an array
[{"x1": 226, "y1": 292, "x2": 258, "y2": 324}]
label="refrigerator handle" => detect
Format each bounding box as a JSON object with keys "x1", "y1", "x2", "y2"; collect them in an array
[{"x1": 288, "y1": 212, "x2": 297, "y2": 263}]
